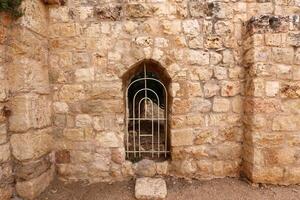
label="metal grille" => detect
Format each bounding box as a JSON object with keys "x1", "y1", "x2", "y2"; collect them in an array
[{"x1": 125, "y1": 64, "x2": 169, "y2": 160}]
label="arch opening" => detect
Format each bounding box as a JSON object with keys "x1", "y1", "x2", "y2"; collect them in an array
[{"x1": 123, "y1": 59, "x2": 171, "y2": 162}]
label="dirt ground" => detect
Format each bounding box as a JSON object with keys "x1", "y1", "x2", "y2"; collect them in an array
[{"x1": 36, "y1": 177, "x2": 300, "y2": 200}]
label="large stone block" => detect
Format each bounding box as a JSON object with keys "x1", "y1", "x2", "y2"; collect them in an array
[
  {"x1": 171, "y1": 129, "x2": 194, "y2": 146},
  {"x1": 0, "y1": 185, "x2": 13, "y2": 200},
  {"x1": 10, "y1": 128, "x2": 53, "y2": 161},
  {"x1": 8, "y1": 58, "x2": 50, "y2": 94},
  {"x1": 16, "y1": 166, "x2": 55, "y2": 200},
  {"x1": 9, "y1": 94, "x2": 51, "y2": 132},
  {"x1": 135, "y1": 178, "x2": 167, "y2": 200},
  {"x1": 0, "y1": 143, "x2": 10, "y2": 163}
]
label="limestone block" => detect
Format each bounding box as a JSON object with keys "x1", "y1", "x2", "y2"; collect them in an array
[
  {"x1": 95, "y1": 4, "x2": 122, "y2": 21},
  {"x1": 9, "y1": 94, "x2": 51, "y2": 132},
  {"x1": 20, "y1": 0, "x2": 48, "y2": 36},
  {"x1": 111, "y1": 148, "x2": 125, "y2": 164},
  {"x1": 205, "y1": 35, "x2": 223, "y2": 49},
  {"x1": 49, "y1": 6, "x2": 71, "y2": 22},
  {"x1": 210, "y1": 51, "x2": 222, "y2": 65},
  {"x1": 272, "y1": 47, "x2": 294, "y2": 64},
  {"x1": 16, "y1": 166, "x2": 55, "y2": 200},
  {"x1": 8, "y1": 58, "x2": 50, "y2": 94},
  {"x1": 90, "y1": 151, "x2": 111, "y2": 172},
  {"x1": 187, "y1": 50, "x2": 209, "y2": 65},
  {"x1": 191, "y1": 98, "x2": 212, "y2": 113},
  {"x1": 156, "y1": 161, "x2": 169, "y2": 175},
  {"x1": 95, "y1": 131, "x2": 122, "y2": 148},
  {"x1": 10, "y1": 128, "x2": 53, "y2": 161},
  {"x1": 56, "y1": 84, "x2": 86, "y2": 102},
  {"x1": 252, "y1": 166, "x2": 284, "y2": 183},
  {"x1": 134, "y1": 159, "x2": 156, "y2": 177},
  {"x1": 272, "y1": 115, "x2": 300, "y2": 131},
  {"x1": 188, "y1": 1, "x2": 205, "y2": 18},
  {"x1": 0, "y1": 143, "x2": 10, "y2": 163},
  {"x1": 125, "y1": 4, "x2": 156, "y2": 18},
  {"x1": 75, "y1": 68, "x2": 95, "y2": 82},
  {"x1": 0, "y1": 124, "x2": 7, "y2": 144},
  {"x1": 0, "y1": 185, "x2": 13, "y2": 200},
  {"x1": 282, "y1": 99, "x2": 300, "y2": 114},
  {"x1": 135, "y1": 178, "x2": 167, "y2": 200},
  {"x1": 190, "y1": 67, "x2": 213, "y2": 81},
  {"x1": 53, "y1": 102, "x2": 69, "y2": 114},
  {"x1": 284, "y1": 167, "x2": 300, "y2": 184},
  {"x1": 63, "y1": 128, "x2": 85, "y2": 141},
  {"x1": 171, "y1": 129, "x2": 194, "y2": 146},
  {"x1": 265, "y1": 81, "x2": 279, "y2": 97},
  {"x1": 15, "y1": 156, "x2": 51, "y2": 181},
  {"x1": 75, "y1": 114, "x2": 92, "y2": 128},
  {"x1": 213, "y1": 97, "x2": 230, "y2": 112},
  {"x1": 90, "y1": 82, "x2": 122, "y2": 99},
  {"x1": 214, "y1": 66, "x2": 228, "y2": 80},
  {"x1": 221, "y1": 81, "x2": 241, "y2": 97},
  {"x1": 182, "y1": 20, "x2": 200, "y2": 36},
  {"x1": 287, "y1": 33, "x2": 300, "y2": 47},
  {"x1": 81, "y1": 99, "x2": 124, "y2": 114}
]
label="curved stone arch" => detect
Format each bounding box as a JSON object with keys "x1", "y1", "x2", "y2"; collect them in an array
[{"x1": 122, "y1": 58, "x2": 172, "y2": 160}]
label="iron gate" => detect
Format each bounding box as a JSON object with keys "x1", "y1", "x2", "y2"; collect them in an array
[{"x1": 125, "y1": 64, "x2": 169, "y2": 159}]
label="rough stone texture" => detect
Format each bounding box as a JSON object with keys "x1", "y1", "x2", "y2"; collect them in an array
[
  {"x1": 135, "y1": 178, "x2": 167, "y2": 200},
  {"x1": 16, "y1": 166, "x2": 55, "y2": 200},
  {"x1": 0, "y1": 1, "x2": 300, "y2": 199},
  {"x1": 243, "y1": 15, "x2": 300, "y2": 185}
]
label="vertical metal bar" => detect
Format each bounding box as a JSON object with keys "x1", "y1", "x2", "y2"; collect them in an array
[
  {"x1": 144, "y1": 64, "x2": 147, "y2": 118},
  {"x1": 165, "y1": 93, "x2": 168, "y2": 158},
  {"x1": 151, "y1": 98, "x2": 154, "y2": 158},
  {"x1": 157, "y1": 98, "x2": 160, "y2": 158},
  {"x1": 138, "y1": 99, "x2": 141, "y2": 157},
  {"x1": 133, "y1": 98, "x2": 136, "y2": 158}
]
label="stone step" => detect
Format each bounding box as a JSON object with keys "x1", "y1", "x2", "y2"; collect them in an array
[{"x1": 135, "y1": 177, "x2": 167, "y2": 200}]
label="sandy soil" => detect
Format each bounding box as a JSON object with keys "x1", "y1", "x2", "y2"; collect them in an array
[{"x1": 36, "y1": 177, "x2": 300, "y2": 200}]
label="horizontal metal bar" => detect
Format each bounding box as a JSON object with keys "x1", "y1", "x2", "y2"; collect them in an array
[
  {"x1": 139, "y1": 134, "x2": 153, "y2": 137},
  {"x1": 128, "y1": 118, "x2": 166, "y2": 120},
  {"x1": 126, "y1": 151, "x2": 170, "y2": 153}
]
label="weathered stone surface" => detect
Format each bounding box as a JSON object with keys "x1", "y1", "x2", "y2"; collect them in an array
[
  {"x1": 171, "y1": 129, "x2": 194, "y2": 146},
  {"x1": 16, "y1": 166, "x2": 55, "y2": 200},
  {"x1": 9, "y1": 94, "x2": 51, "y2": 132},
  {"x1": 0, "y1": 143, "x2": 10, "y2": 163},
  {"x1": 15, "y1": 156, "x2": 52, "y2": 181},
  {"x1": 10, "y1": 128, "x2": 53, "y2": 161},
  {"x1": 134, "y1": 159, "x2": 156, "y2": 177},
  {"x1": 135, "y1": 178, "x2": 167, "y2": 200},
  {"x1": 0, "y1": 185, "x2": 13, "y2": 200}
]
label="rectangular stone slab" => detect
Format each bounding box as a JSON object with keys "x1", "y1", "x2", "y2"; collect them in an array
[{"x1": 135, "y1": 177, "x2": 167, "y2": 200}]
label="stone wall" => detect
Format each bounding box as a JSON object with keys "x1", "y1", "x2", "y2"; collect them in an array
[
  {"x1": 5, "y1": 0, "x2": 54, "y2": 199},
  {"x1": 48, "y1": 0, "x2": 245, "y2": 182},
  {"x1": 1, "y1": 0, "x2": 300, "y2": 199},
  {"x1": 243, "y1": 15, "x2": 300, "y2": 185},
  {"x1": 0, "y1": 13, "x2": 13, "y2": 200}
]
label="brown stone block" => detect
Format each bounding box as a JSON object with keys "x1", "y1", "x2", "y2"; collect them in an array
[
  {"x1": 16, "y1": 165, "x2": 55, "y2": 200},
  {"x1": 0, "y1": 143, "x2": 10, "y2": 163},
  {"x1": 11, "y1": 128, "x2": 53, "y2": 161},
  {"x1": 171, "y1": 128, "x2": 194, "y2": 146},
  {"x1": 284, "y1": 167, "x2": 300, "y2": 184},
  {"x1": 9, "y1": 94, "x2": 51, "y2": 132},
  {"x1": 81, "y1": 99, "x2": 124, "y2": 114},
  {"x1": 272, "y1": 115, "x2": 300, "y2": 131},
  {"x1": 125, "y1": 4, "x2": 156, "y2": 18},
  {"x1": 244, "y1": 98, "x2": 281, "y2": 113},
  {"x1": 95, "y1": 4, "x2": 122, "y2": 21},
  {"x1": 55, "y1": 150, "x2": 70, "y2": 164},
  {"x1": 0, "y1": 185, "x2": 13, "y2": 200},
  {"x1": 252, "y1": 166, "x2": 284, "y2": 184},
  {"x1": 15, "y1": 155, "x2": 51, "y2": 181},
  {"x1": 0, "y1": 162, "x2": 13, "y2": 184}
]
